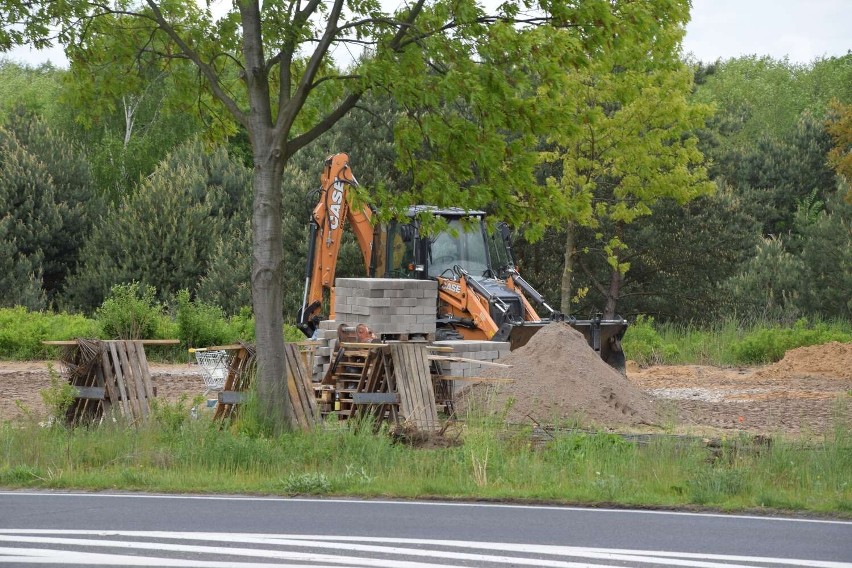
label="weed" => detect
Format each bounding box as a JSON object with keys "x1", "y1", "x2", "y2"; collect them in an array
[
  {"x1": 0, "y1": 464, "x2": 43, "y2": 485},
  {"x1": 39, "y1": 364, "x2": 76, "y2": 425},
  {"x1": 687, "y1": 468, "x2": 750, "y2": 504},
  {"x1": 280, "y1": 472, "x2": 331, "y2": 494}
]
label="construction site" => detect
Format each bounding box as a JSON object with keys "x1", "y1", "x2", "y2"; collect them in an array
[{"x1": 1, "y1": 299, "x2": 849, "y2": 438}]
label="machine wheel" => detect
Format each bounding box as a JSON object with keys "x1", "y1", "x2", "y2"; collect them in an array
[{"x1": 435, "y1": 327, "x2": 464, "y2": 341}]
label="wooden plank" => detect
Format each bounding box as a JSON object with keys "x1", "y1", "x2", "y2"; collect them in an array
[
  {"x1": 391, "y1": 342, "x2": 439, "y2": 431},
  {"x1": 412, "y1": 344, "x2": 434, "y2": 429},
  {"x1": 353, "y1": 392, "x2": 400, "y2": 405},
  {"x1": 284, "y1": 352, "x2": 309, "y2": 430},
  {"x1": 286, "y1": 371, "x2": 308, "y2": 429},
  {"x1": 433, "y1": 375, "x2": 515, "y2": 383},
  {"x1": 117, "y1": 341, "x2": 145, "y2": 421},
  {"x1": 284, "y1": 344, "x2": 312, "y2": 429},
  {"x1": 340, "y1": 342, "x2": 387, "y2": 349},
  {"x1": 43, "y1": 339, "x2": 180, "y2": 345},
  {"x1": 197, "y1": 343, "x2": 244, "y2": 351},
  {"x1": 134, "y1": 341, "x2": 156, "y2": 401},
  {"x1": 381, "y1": 348, "x2": 399, "y2": 425},
  {"x1": 427, "y1": 355, "x2": 511, "y2": 367},
  {"x1": 74, "y1": 386, "x2": 106, "y2": 400},
  {"x1": 290, "y1": 343, "x2": 319, "y2": 423},
  {"x1": 413, "y1": 343, "x2": 438, "y2": 430},
  {"x1": 125, "y1": 341, "x2": 151, "y2": 418},
  {"x1": 94, "y1": 357, "x2": 113, "y2": 415},
  {"x1": 393, "y1": 343, "x2": 425, "y2": 427},
  {"x1": 109, "y1": 341, "x2": 134, "y2": 420},
  {"x1": 402, "y1": 344, "x2": 424, "y2": 425},
  {"x1": 389, "y1": 344, "x2": 411, "y2": 423}
]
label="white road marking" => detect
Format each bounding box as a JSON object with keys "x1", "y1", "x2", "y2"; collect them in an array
[
  {"x1": 0, "y1": 535, "x2": 623, "y2": 568},
  {"x1": 1, "y1": 491, "x2": 849, "y2": 525},
  {"x1": 0, "y1": 547, "x2": 345, "y2": 567},
  {"x1": 0, "y1": 531, "x2": 848, "y2": 568}
]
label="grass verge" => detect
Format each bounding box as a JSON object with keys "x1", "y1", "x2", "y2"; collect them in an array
[{"x1": 1, "y1": 397, "x2": 849, "y2": 515}]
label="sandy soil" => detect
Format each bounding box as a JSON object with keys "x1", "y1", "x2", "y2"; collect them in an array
[
  {"x1": 0, "y1": 361, "x2": 207, "y2": 422},
  {"x1": 628, "y1": 342, "x2": 852, "y2": 436},
  {"x1": 2, "y1": 341, "x2": 850, "y2": 436}
]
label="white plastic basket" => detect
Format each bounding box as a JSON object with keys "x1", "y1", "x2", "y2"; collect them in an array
[{"x1": 193, "y1": 349, "x2": 229, "y2": 393}]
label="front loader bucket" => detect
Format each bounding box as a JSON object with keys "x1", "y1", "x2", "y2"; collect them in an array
[
  {"x1": 569, "y1": 317, "x2": 629, "y2": 373},
  {"x1": 493, "y1": 321, "x2": 547, "y2": 351}
]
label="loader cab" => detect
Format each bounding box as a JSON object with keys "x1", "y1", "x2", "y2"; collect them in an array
[
  {"x1": 380, "y1": 206, "x2": 504, "y2": 281},
  {"x1": 377, "y1": 206, "x2": 520, "y2": 286}
]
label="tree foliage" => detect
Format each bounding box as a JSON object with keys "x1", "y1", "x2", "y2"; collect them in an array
[
  {"x1": 4, "y1": 109, "x2": 98, "y2": 299},
  {"x1": 537, "y1": 0, "x2": 713, "y2": 314},
  {"x1": 65, "y1": 140, "x2": 250, "y2": 312},
  {"x1": 0, "y1": 127, "x2": 62, "y2": 309}
]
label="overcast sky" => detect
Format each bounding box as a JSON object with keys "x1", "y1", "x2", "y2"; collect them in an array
[{"x1": 4, "y1": 0, "x2": 850, "y2": 67}]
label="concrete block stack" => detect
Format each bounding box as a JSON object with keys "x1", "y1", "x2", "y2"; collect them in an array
[
  {"x1": 332, "y1": 278, "x2": 438, "y2": 336},
  {"x1": 308, "y1": 278, "x2": 438, "y2": 382},
  {"x1": 433, "y1": 339, "x2": 511, "y2": 396}
]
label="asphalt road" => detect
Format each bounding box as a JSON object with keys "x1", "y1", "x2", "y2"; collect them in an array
[{"x1": 0, "y1": 491, "x2": 850, "y2": 567}]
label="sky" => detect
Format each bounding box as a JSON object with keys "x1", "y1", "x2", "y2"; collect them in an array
[{"x1": 4, "y1": 0, "x2": 851, "y2": 68}]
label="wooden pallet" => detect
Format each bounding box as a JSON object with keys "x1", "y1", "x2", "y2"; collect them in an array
[
  {"x1": 212, "y1": 343, "x2": 320, "y2": 429},
  {"x1": 324, "y1": 341, "x2": 440, "y2": 432},
  {"x1": 388, "y1": 342, "x2": 439, "y2": 431},
  {"x1": 56, "y1": 339, "x2": 175, "y2": 426}
]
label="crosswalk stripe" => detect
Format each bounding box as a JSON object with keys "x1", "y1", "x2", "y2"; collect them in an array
[{"x1": 0, "y1": 530, "x2": 847, "y2": 568}]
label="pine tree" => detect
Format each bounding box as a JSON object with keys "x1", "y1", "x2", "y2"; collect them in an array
[{"x1": 0, "y1": 127, "x2": 61, "y2": 309}]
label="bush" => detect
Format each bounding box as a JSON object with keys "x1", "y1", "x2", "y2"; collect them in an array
[
  {"x1": 732, "y1": 319, "x2": 852, "y2": 364},
  {"x1": 96, "y1": 282, "x2": 164, "y2": 340},
  {"x1": 622, "y1": 316, "x2": 680, "y2": 366},
  {"x1": 40, "y1": 364, "x2": 77, "y2": 424},
  {"x1": 0, "y1": 307, "x2": 99, "y2": 359},
  {"x1": 175, "y1": 289, "x2": 231, "y2": 348}
]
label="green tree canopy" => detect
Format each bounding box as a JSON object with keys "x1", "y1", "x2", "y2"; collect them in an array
[
  {"x1": 65, "y1": 140, "x2": 250, "y2": 311},
  {"x1": 538, "y1": 1, "x2": 713, "y2": 315}
]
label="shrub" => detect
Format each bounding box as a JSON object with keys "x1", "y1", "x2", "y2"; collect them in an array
[
  {"x1": 228, "y1": 307, "x2": 256, "y2": 342},
  {"x1": 0, "y1": 307, "x2": 99, "y2": 359},
  {"x1": 175, "y1": 289, "x2": 231, "y2": 348},
  {"x1": 622, "y1": 316, "x2": 680, "y2": 366},
  {"x1": 40, "y1": 363, "x2": 77, "y2": 424},
  {"x1": 96, "y1": 282, "x2": 163, "y2": 340},
  {"x1": 732, "y1": 319, "x2": 852, "y2": 364}
]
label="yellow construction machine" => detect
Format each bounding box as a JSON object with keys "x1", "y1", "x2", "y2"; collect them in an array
[{"x1": 297, "y1": 153, "x2": 628, "y2": 371}]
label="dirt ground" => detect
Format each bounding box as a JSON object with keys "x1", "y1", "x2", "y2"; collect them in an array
[
  {"x1": 1, "y1": 341, "x2": 850, "y2": 436},
  {"x1": 628, "y1": 342, "x2": 852, "y2": 436}
]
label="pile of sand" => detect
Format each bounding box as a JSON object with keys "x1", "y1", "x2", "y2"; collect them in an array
[
  {"x1": 456, "y1": 322, "x2": 658, "y2": 427},
  {"x1": 756, "y1": 341, "x2": 852, "y2": 380}
]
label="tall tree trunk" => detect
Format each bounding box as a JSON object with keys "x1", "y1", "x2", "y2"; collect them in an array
[
  {"x1": 604, "y1": 267, "x2": 621, "y2": 319},
  {"x1": 250, "y1": 135, "x2": 292, "y2": 433},
  {"x1": 603, "y1": 222, "x2": 625, "y2": 319},
  {"x1": 560, "y1": 221, "x2": 576, "y2": 314}
]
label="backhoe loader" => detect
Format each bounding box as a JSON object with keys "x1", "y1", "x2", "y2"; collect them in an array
[{"x1": 297, "y1": 153, "x2": 628, "y2": 371}]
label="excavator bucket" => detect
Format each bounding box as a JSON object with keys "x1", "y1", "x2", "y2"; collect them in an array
[
  {"x1": 493, "y1": 321, "x2": 547, "y2": 351},
  {"x1": 569, "y1": 317, "x2": 629, "y2": 374}
]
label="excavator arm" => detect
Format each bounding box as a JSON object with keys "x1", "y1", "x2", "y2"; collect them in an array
[{"x1": 298, "y1": 153, "x2": 375, "y2": 337}]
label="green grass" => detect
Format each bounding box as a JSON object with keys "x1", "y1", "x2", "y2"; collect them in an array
[
  {"x1": 623, "y1": 316, "x2": 852, "y2": 366},
  {"x1": 1, "y1": 397, "x2": 849, "y2": 514}
]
